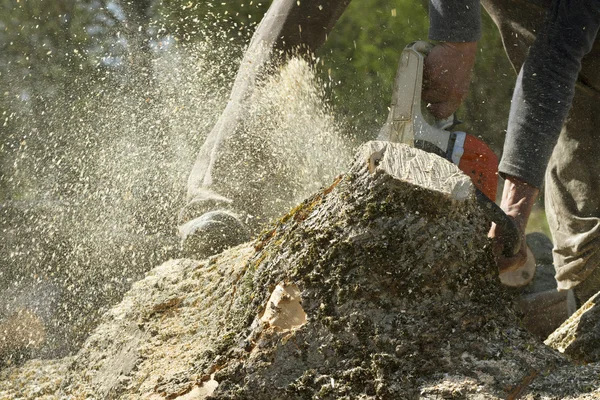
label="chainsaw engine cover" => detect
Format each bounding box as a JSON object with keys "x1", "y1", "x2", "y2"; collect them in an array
[{"x1": 454, "y1": 133, "x2": 499, "y2": 201}]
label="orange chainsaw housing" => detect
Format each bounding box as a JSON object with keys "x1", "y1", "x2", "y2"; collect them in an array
[{"x1": 457, "y1": 135, "x2": 499, "y2": 201}]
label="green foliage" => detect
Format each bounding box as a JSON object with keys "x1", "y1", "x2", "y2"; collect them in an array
[
  {"x1": 316, "y1": 1, "x2": 515, "y2": 149},
  {"x1": 155, "y1": 0, "x2": 268, "y2": 43},
  {"x1": 463, "y1": 13, "x2": 515, "y2": 153},
  {"x1": 318, "y1": 0, "x2": 429, "y2": 137}
]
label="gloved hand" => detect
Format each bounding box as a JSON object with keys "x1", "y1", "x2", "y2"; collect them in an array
[
  {"x1": 423, "y1": 41, "x2": 477, "y2": 119},
  {"x1": 488, "y1": 175, "x2": 540, "y2": 273}
]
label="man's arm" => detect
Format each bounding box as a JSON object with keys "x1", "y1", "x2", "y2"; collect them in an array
[
  {"x1": 493, "y1": 1, "x2": 600, "y2": 271},
  {"x1": 499, "y1": 2, "x2": 600, "y2": 190},
  {"x1": 423, "y1": 1, "x2": 480, "y2": 119},
  {"x1": 488, "y1": 176, "x2": 539, "y2": 272},
  {"x1": 428, "y1": 0, "x2": 481, "y2": 42},
  {"x1": 425, "y1": 1, "x2": 600, "y2": 272}
]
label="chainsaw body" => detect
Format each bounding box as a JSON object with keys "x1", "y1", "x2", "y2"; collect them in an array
[
  {"x1": 378, "y1": 41, "x2": 499, "y2": 201},
  {"x1": 379, "y1": 41, "x2": 526, "y2": 271}
]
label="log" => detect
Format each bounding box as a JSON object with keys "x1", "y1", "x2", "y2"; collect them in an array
[
  {"x1": 546, "y1": 292, "x2": 600, "y2": 364},
  {"x1": 1, "y1": 142, "x2": 598, "y2": 399}
]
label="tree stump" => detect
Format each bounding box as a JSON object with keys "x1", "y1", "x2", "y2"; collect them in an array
[{"x1": 1, "y1": 142, "x2": 598, "y2": 399}]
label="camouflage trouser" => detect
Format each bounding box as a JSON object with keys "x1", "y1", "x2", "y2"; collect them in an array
[
  {"x1": 546, "y1": 84, "x2": 600, "y2": 304},
  {"x1": 483, "y1": 0, "x2": 600, "y2": 304}
]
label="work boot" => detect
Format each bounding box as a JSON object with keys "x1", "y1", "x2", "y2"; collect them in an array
[
  {"x1": 178, "y1": 210, "x2": 251, "y2": 259},
  {"x1": 516, "y1": 232, "x2": 576, "y2": 339},
  {"x1": 0, "y1": 280, "x2": 60, "y2": 363},
  {"x1": 521, "y1": 232, "x2": 556, "y2": 294}
]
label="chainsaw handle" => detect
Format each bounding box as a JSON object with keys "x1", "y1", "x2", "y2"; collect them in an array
[
  {"x1": 378, "y1": 41, "x2": 459, "y2": 151},
  {"x1": 407, "y1": 41, "x2": 461, "y2": 130},
  {"x1": 474, "y1": 189, "x2": 521, "y2": 257}
]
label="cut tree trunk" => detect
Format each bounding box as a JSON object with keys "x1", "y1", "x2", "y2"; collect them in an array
[
  {"x1": 1, "y1": 142, "x2": 598, "y2": 399},
  {"x1": 546, "y1": 292, "x2": 600, "y2": 364}
]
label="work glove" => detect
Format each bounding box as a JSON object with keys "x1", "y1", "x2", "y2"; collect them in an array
[
  {"x1": 488, "y1": 175, "x2": 540, "y2": 273},
  {"x1": 422, "y1": 41, "x2": 477, "y2": 119}
]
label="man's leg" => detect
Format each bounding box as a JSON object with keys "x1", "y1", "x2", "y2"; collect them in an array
[
  {"x1": 546, "y1": 76, "x2": 600, "y2": 305},
  {"x1": 181, "y1": 0, "x2": 351, "y2": 256}
]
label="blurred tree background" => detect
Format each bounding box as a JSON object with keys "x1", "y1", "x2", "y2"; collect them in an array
[{"x1": 0, "y1": 0, "x2": 540, "y2": 362}]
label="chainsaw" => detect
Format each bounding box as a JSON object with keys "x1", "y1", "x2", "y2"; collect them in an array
[{"x1": 379, "y1": 41, "x2": 535, "y2": 286}]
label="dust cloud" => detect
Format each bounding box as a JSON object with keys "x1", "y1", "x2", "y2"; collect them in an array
[
  {"x1": 0, "y1": 26, "x2": 353, "y2": 362},
  {"x1": 212, "y1": 57, "x2": 354, "y2": 229}
]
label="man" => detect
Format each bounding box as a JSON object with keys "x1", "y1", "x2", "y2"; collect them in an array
[
  {"x1": 180, "y1": 0, "x2": 600, "y2": 306},
  {"x1": 425, "y1": 1, "x2": 600, "y2": 307}
]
